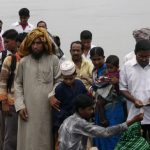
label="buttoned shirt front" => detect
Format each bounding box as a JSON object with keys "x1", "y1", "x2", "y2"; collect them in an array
[{"x1": 120, "y1": 58, "x2": 150, "y2": 124}]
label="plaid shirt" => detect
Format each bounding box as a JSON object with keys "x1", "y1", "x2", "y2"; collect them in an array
[{"x1": 58, "y1": 113, "x2": 128, "y2": 150}]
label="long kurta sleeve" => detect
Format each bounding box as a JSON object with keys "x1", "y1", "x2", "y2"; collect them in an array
[
  {"x1": 48, "y1": 55, "x2": 61, "y2": 98},
  {"x1": 14, "y1": 60, "x2": 25, "y2": 112},
  {"x1": 74, "y1": 118, "x2": 128, "y2": 138}
]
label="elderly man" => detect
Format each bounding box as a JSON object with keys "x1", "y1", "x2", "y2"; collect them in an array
[{"x1": 15, "y1": 28, "x2": 61, "y2": 150}]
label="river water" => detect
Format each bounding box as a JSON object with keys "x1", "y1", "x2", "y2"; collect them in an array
[{"x1": 1, "y1": 0, "x2": 150, "y2": 65}]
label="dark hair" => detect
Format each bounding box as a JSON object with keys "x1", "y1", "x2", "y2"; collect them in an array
[
  {"x1": 90, "y1": 47, "x2": 104, "y2": 58},
  {"x1": 70, "y1": 41, "x2": 83, "y2": 51},
  {"x1": 80, "y1": 30, "x2": 92, "y2": 40},
  {"x1": 53, "y1": 35, "x2": 61, "y2": 47},
  {"x1": 19, "y1": 8, "x2": 30, "y2": 17},
  {"x1": 2, "y1": 29, "x2": 18, "y2": 40},
  {"x1": 16, "y1": 32, "x2": 27, "y2": 43},
  {"x1": 106, "y1": 55, "x2": 119, "y2": 68},
  {"x1": 37, "y1": 20, "x2": 47, "y2": 28},
  {"x1": 0, "y1": 20, "x2": 3, "y2": 24},
  {"x1": 74, "y1": 94, "x2": 95, "y2": 112},
  {"x1": 134, "y1": 39, "x2": 150, "y2": 54}
]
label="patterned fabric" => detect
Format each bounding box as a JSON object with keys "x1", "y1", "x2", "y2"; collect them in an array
[
  {"x1": 58, "y1": 113, "x2": 128, "y2": 150},
  {"x1": 18, "y1": 27, "x2": 55, "y2": 57},
  {"x1": 0, "y1": 54, "x2": 20, "y2": 106},
  {"x1": 133, "y1": 28, "x2": 150, "y2": 41},
  {"x1": 115, "y1": 122, "x2": 150, "y2": 150}
]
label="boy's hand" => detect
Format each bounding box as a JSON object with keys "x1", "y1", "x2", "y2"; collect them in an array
[
  {"x1": 126, "y1": 113, "x2": 144, "y2": 126},
  {"x1": 49, "y1": 96, "x2": 60, "y2": 111},
  {"x1": 134, "y1": 99, "x2": 143, "y2": 108},
  {"x1": 19, "y1": 108, "x2": 28, "y2": 121}
]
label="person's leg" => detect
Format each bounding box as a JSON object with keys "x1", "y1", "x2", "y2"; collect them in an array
[
  {"x1": 3, "y1": 106, "x2": 18, "y2": 150},
  {"x1": 97, "y1": 96, "x2": 108, "y2": 127},
  {"x1": 141, "y1": 124, "x2": 150, "y2": 141}
]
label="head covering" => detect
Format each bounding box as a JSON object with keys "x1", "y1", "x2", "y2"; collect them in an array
[
  {"x1": 18, "y1": 27, "x2": 55, "y2": 57},
  {"x1": 115, "y1": 122, "x2": 150, "y2": 150},
  {"x1": 133, "y1": 28, "x2": 150, "y2": 42},
  {"x1": 60, "y1": 60, "x2": 75, "y2": 76}
]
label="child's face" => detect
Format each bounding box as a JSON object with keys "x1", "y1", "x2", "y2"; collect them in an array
[
  {"x1": 63, "y1": 74, "x2": 76, "y2": 87},
  {"x1": 91, "y1": 55, "x2": 105, "y2": 69},
  {"x1": 106, "y1": 63, "x2": 118, "y2": 73}
]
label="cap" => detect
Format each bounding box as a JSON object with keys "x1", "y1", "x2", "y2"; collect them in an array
[{"x1": 60, "y1": 60, "x2": 75, "y2": 76}]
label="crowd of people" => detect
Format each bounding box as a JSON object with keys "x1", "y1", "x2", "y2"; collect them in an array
[{"x1": 0, "y1": 7, "x2": 150, "y2": 150}]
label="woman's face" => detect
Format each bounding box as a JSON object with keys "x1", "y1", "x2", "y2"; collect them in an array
[{"x1": 91, "y1": 55, "x2": 105, "y2": 69}]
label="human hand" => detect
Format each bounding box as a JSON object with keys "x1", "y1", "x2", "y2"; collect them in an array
[
  {"x1": 126, "y1": 113, "x2": 144, "y2": 126},
  {"x1": 2, "y1": 101, "x2": 11, "y2": 116},
  {"x1": 19, "y1": 108, "x2": 28, "y2": 121},
  {"x1": 134, "y1": 99, "x2": 143, "y2": 108},
  {"x1": 49, "y1": 96, "x2": 60, "y2": 111},
  {"x1": 109, "y1": 77, "x2": 118, "y2": 84}
]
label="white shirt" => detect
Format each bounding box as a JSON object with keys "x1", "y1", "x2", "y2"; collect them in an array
[
  {"x1": 82, "y1": 44, "x2": 95, "y2": 60},
  {"x1": 11, "y1": 22, "x2": 34, "y2": 33},
  {"x1": 120, "y1": 58, "x2": 150, "y2": 124},
  {"x1": 123, "y1": 51, "x2": 135, "y2": 64}
]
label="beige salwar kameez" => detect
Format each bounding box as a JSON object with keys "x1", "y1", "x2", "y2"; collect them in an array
[{"x1": 15, "y1": 54, "x2": 61, "y2": 150}]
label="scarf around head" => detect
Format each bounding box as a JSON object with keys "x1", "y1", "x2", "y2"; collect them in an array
[
  {"x1": 133, "y1": 28, "x2": 150, "y2": 41},
  {"x1": 18, "y1": 27, "x2": 55, "y2": 57}
]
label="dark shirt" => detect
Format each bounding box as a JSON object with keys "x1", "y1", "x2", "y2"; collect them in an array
[{"x1": 53, "y1": 79, "x2": 87, "y2": 129}]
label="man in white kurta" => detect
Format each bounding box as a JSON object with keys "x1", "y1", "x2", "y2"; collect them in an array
[
  {"x1": 15, "y1": 28, "x2": 61, "y2": 150},
  {"x1": 120, "y1": 39, "x2": 150, "y2": 140}
]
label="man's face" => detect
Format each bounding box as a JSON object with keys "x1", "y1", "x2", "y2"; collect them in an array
[
  {"x1": 3, "y1": 38, "x2": 17, "y2": 52},
  {"x1": 81, "y1": 39, "x2": 91, "y2": 50},
  {"x1": 70, "y1": 43, "x2": 82, "y2": 61},
  {"x1": 136, "y1": 50, "x2": 150, "y2": 68},
  {"x1": 20, "y1": 16, "x2": 29, "y2": 25},
  {"x1": 79, "y1": 106, "x2": 94, "y2": 120},
  {"x1": 37, "y1": 22, "x2": 47, "y2": 29},
  {"x1": 0, "y1": 23, "x2": 2, "y2": 33},
  {"x1": 31, "y1": 38, "x2": 44, "y2": 59},
  {"x1": 62, "y1": 74, "x2": 76, "y2": 87}
]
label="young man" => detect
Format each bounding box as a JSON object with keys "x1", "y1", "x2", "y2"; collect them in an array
[
  {"x1": 80, "y1": 30, "x2": 95, "y2": 60},
  {"x1": 0, "y1": 29, "x2": 18, "y2": 150},
  {"x1": 11, "y1": 8, "x2": 34, "y2": 33},
  {"x1": 120, "y1": 39, "x2": 150, "y2": 140},
  {"x1": 58, "y1": 94, "x2": 143, "y2": 150},
  {"x1": 70, "y1": 41, "x2": 93, "y2": 90}
]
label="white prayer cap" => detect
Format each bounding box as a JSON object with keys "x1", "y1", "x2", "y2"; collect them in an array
[{"x1": 60, "y1": 60, "x2": 75, "y2": 76}]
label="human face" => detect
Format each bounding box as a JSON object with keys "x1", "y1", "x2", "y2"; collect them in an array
[
  {"x1": 91, "y1": 55, "x2": 105, "y2": 69},
  {"x1": 62, "y1": 74, "x2": 76, "y2": 87},
  {"x1": 37, "y1": 22, "x2": 47, "y2": 29},
  {"x1": 79, "y1": 106, "x2": 94, "y2": 119},
  {"x1": 136, "y1": 51, "x2": 150, "y2": 68},
  {"x1": 81, "y1": 39, "x2": 91, "y2": 50},
  {"x1": 31, "y1": 38, "x2": 44, "y2": 59},
  {"x1": 20, "y1": 16, "x2": 29, "y2": 25},
  {"x1": 70, "y1": 43, "x2": 82, "y2": 61},
  {"x1": 3, "y1": 38, "x2": 17, "y2": 52},
  {"x1": 106, "y1": 63, "x2": 118, "y2": 73}
]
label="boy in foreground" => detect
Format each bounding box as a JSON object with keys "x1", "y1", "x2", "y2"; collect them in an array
[{"x1": 58, "y1": 94, "x2": 143, "y2": 150}]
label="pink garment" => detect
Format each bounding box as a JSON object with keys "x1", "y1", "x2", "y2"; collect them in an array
[{"x1": 0, "y1": 36, "x2": 4, "y2": 52}]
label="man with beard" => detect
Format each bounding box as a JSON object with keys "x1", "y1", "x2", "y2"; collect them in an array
[
  {"x1": 120, "y1": 39, "x2": 150, "y2": 141},
  {"x1": 70, "y1": 41, "x2": 93, "y2": 91},
  {"x1": 15, "y1": 28, "x2": 61, "y2": 150}
]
